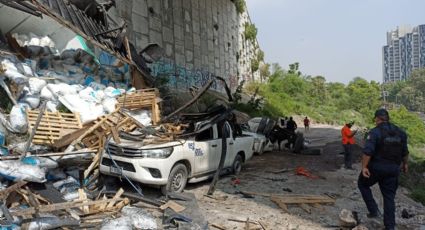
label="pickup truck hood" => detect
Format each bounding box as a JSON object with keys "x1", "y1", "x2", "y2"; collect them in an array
[{"x1": 108, "y1": 138, "x2": 185, "y2": 150}]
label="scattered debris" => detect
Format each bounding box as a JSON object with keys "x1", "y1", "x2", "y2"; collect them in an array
[{"x1": 339, "y1": 209, "x2": 358, "y2": 228}]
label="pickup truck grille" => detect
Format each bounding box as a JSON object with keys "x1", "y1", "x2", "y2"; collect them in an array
[
  {"x1": 107, "y1": 142, "x2": 143, "y2": 157},
  {"x1": 101, "y1": 158, "x2": 136, "y2": 172}
]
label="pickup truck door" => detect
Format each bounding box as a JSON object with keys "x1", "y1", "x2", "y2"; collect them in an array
[
  {"x1": 217, "y1": 122, "x2": 235, "y2": 168},
  {"x1": 191, "y1": 126, "x2": 221, "y2": 175}
]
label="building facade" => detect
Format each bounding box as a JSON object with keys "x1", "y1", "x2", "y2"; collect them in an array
[
  {"x1": 383, "y1": 24, "x2": 425, "y2": 83},
  {"x1": 109, "y1": 0, "x2": 262, "y2": 92}
]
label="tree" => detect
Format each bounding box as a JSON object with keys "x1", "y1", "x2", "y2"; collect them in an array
[
  {"x1": 259, "y1": 63, "x2": 271, "y2": 80},
  {"x1": 347, "y1": 77, "x2": 381, "y2": 114},
  {"x1": 288, "y1": 62, "x2": 301, "y2": 76}
]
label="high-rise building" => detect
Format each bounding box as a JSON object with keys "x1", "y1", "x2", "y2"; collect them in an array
[{"x1": 383, "y1": 24, "x2": 425, "y2": 83}]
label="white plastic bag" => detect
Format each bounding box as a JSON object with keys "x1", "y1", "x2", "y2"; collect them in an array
[
  {"x1": 103, "y1": 87, "x2": 122, "y2": 98},
  {"x1": 40, "y1": 86, "x2": 55, "y2": 100},
  {"x1": 127, "y1": 110, "x2": 152, "y2": 126},
  {"x1": 29, "y1": 78, "x2": 47, "y2": 94},
  {"x1": 0, "y1": 160, "x2": 46, "y2": 183},
  {"x1": 121, "y1": 206, "x2": 158, "y2": 229},
  {"x1": 21, "y1": 94, "x2": 40, "y2": 109},
  {"x1": 9, "y1": 105, "x2": 28, "y2": 133},
  {"x1": 101, "y1": 217, "x2": 132, "y2": 230},
  {"x1": 46, "y1": 101, "x2": 58, "y2": 112},
  {"x1": 102, "y1": 97, "x2": 117, "y2": 114},
  {"x1": 21, "y1": 156, "x2": 58, "y2": 169},
  {"x1": 1, "y1": 59, "x2": 28, "y2": 84}
]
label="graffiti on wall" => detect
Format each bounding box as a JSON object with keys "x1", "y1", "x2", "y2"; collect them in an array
[{"x1": 148, "y1": 59, "x2": 237, "y2": 93}]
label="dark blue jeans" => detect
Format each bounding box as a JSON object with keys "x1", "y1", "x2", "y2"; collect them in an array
[
  {"x1": 343, "y1": 144, "x2": 353, "y2": 168},
  {"x1": 358, "y1": 162, "x2": 400, "y2": 230}
]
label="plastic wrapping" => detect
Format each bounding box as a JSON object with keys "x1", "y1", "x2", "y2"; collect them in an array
[
  {"x1": 121, "y1": 206, "x2": 158, "y2": 229},
  {"x1": 1, "y1": 59, "x2": 28, "y2": 84},
  {"x1": 27, "y1": 216, "x2": 79, "y2": 230},
  {"x1": 0, "y1": 160, "x2": 46, "y2": 183},
  {"x1": 9, "y1": 105, "x2": 28, "y2": 134},
  {"x1": 102, "y1": 97, "x2": 117, "y2": 114},
  {"x1": 21, "y1": 156, "x2": 58, "y2": 169},
  {"x1": 127, "y1": 110, "x2": 152, "y2": 126},
  {"x1": 101, "y1": 217, "x2": 132, "y2": 230},
  {"x1": 28, "y1": 78, "x2": 47, "y2": 94}
]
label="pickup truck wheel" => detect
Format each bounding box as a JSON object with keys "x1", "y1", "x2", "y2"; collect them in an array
[
  {"x1": 162, "y1": 163, "x2": 188, "y2": 195},
  {"x1": 232, "y1": 154, "x2": 243, "y2": 175}
]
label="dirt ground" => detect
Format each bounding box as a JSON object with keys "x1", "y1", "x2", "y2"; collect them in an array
[{"x1": 182, "y1": 124, "x2": 425, "y2": 230}]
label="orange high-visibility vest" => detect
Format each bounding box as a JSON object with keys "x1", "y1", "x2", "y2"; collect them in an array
[{"x1": 341, "y1": 125, "x2": 355, "y2": 145}]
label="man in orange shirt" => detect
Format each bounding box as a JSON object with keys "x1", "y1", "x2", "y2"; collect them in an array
[{"x1": 341, "y1": 121, "x2": 357, "y2": 169}]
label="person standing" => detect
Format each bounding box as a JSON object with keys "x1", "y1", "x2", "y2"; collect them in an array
[
  {"x1": 286, "y1": 117, "x2": 297, "y2": 134},
  {"x1": 341, "y1": 121, "x2": 357, "y2": 169},
  {"x1": 358, "y1": 109, "x2": 408, "y2": 230},
  {"x1": 303, "y1": 116, "x2": 310, "y2": 133}
]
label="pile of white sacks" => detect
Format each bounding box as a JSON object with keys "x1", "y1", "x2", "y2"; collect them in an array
[{"x1": 0, "y1": 33, "x2": 146, "y2": 134}]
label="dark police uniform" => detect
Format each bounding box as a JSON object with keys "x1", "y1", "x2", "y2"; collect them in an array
[{"x1": 358, "y1": 122, "x2": 408, "y2": 230}]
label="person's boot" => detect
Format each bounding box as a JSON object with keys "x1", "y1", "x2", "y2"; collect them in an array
[{"x1": 367, "y1": 209, "x2": 382, "y2": 218}]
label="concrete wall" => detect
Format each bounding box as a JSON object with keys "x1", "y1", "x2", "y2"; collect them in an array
[{"x1": 110, "y1": 0, "x2": 260, "y2": 92}]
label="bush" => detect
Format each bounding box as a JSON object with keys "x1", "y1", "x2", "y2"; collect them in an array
[
  {"x1": 233, "y1": 0, "x2": 246, "y2": 14},
  {"x1": 244, "y1": 23, "x2": 257, "y2": 42}
]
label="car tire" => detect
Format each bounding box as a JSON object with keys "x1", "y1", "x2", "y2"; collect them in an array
[
  {"x1": 232, "y1": 154, "x2": 243, "y2": 175},
  {"x1": 161, "y1": 163, "x2": 188, "y2": 195},
  {"x1": 293, "y1": 133, "x2": 304, "y2": 153}
]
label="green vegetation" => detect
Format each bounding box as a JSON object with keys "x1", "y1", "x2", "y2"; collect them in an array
[
  {"x1": 384, "y1": 68, "x2": 425, "y2": 112},
  {"x1": 244, "y1": 23, "x2": 258, "y2": 42},
  {"x1": 232, "y1": 0, "x2": 246, "y2": 14},
  {"x1": 235, "y1": 62, "x2": 425, "y2": 204}
]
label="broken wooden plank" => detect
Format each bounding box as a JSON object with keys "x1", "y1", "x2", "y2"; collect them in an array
[
  {"x1": 10, "y1": 198, "x2": 125, "y2": 216},
  {"x1": 0, "y1": 181, "x2": 27, "y2": 199},
  {"x1": 159, "y1": 200, "x2": 185, "y2": 213},
  {"x1": 258, "y1": 221, "x2": 268, "y2": 230},
  {"x1": 105, "y1": 188, "x2": 124, "y2": 209},
  {"x1": 270, "y1": 196, "x2": 289, "y2": 213},
  {"x1": 211, "y1": 223, "x2": 227, "y2": 230},
  {"x1": 110, "y1": 127, "x2": 121, "y2": 144},
  {"x1": 298, "y1": 203, "x2": 312, "y2": 214},
  {"x1": 78, "y1": 189, "x2": 89, "y2": 214}
]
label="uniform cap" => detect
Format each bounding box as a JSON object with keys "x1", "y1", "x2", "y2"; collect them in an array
[{"x1": 374, "y1": 108, "x2": 389, "y2": 120}]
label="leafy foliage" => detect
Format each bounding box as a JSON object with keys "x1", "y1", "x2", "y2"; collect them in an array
[
  {"x1": 232, "y1": 0, "x2": 246, "y2": 14},
  {"x1": 384, "y1": 68, "x2": 425, "y2": 112},
  {"x1": 251, "y1": 58, "x2": 260, "y2": 73},
  {"x1": 244, "y1": 23, "x2": 258, "y2": 42}
]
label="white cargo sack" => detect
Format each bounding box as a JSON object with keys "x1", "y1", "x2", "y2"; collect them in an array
[
  {"x1": 102, "y1": 97, "x2": 117, "y2": 114},
  {"x1": 29, "y1": 78, "x2": 47, "y2": 94},
  {"x1": 21, "y1": 94, "x2": 40, "y2": 109},
  {"x1": 101, "y1": 217, "x2": 132, "y2": 230},
  {"x1": 0, "y1": 160, "x2": 46, "y2": 183},
  {"x1": 121, "y1": 206, "x2": 158, "y2": 229},
  {"x1": 9, "y1": 105, "x2": 28, "y2": 133}
]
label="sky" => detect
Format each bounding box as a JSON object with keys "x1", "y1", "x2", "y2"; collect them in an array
[{"x1": 246, "y1": 0, "x2": 425, "y2": 84}]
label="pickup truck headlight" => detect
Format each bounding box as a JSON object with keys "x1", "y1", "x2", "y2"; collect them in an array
[{"x1": 141, "y1": 147, "x2": 173, "y2": 158}]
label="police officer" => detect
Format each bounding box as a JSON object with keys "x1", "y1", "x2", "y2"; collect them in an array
[{"x1": 358, "y1": 108, "x2": 409, "y2": 230}]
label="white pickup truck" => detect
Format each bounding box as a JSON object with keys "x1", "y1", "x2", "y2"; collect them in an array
[{"x1": 99, "y1": 121, "x2": 255, "y2": 194}]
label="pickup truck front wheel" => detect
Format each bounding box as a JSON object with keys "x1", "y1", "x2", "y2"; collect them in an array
[
  {"x1": 161, "y1": 163, "x2": 188, "y2": 195},
  {"x1": 232, "y1": 154, "x2": 243, "y2": 175}
]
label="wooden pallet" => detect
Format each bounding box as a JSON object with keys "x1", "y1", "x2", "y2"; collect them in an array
[
  {"x1": 116, "y1": 88, "x2": 161, "y2": 124},
  {"x1": 26, "y1": 110, "x2": 83, "y2": 145}
]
